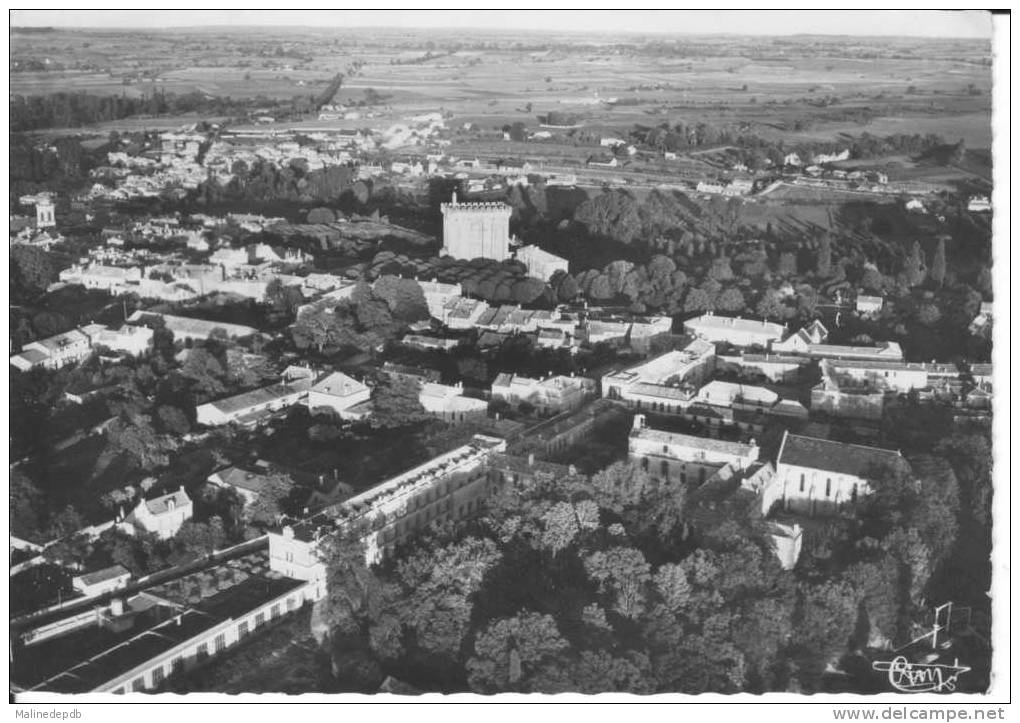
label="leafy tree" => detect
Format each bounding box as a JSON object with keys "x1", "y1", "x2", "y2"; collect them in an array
[
  {"x1": 106, "y1": 413, "x2": 177, "y2": 471},
  {"x1": 369, "y1": 376, "x2": 429, "y2": 429},
  {"x1": 790, "y1": 579, "x2": 860, "y2": 688},
  {"x1": 244, "y1": 473, "x2": 294, "y2": 526},
  {"x1": 816, "y1": 235, "x2": 832, "y2": 277},
  {"x1": 584, "y1": 547, "x2": 652, "y2": 619},
  {"x1": 574, "y1": 190, "x2": 642, "y2": 244},
  {"x1": 179, "y1": 347, "x2": 227, "y2": 401},
  {"x1": 716, "y1": 287, "x2": 746, "y2": 313},
  {"x1": 929, "y1": 238, "x2": 947, "y2": 285},
  {"x1": 466, "y1": 611, "x2": 570, "y2": 693},
  {"x1": 916, "y1": 303, "x2": 942, "y2": 326},
  {"x1": 390, "y1": 537, "x2": 502, "y2": 661},
  {"x1": 860, "y1": 266, "x2": 887, "y2": 294},
  {"x1": 538, "y1": 650, "x2": 654, "y2": 694},
  {"x1": 10, "y1": 470, "x2": 45, "y2": 541},
  {"x1": 684, "y1": 287, "x2": 713, "y2": 314},
  {"x1": 168, "y1": 517, "x2": 228, "y2": 565},
  {"x1": 319, "y1": 532, "x2": 392, "y2": 636},
  {"x1": 756, "y1": 289, "x2": 787, "y2": 320},
  {"x1": 156, "y1": 405, "x2": 190, "y2": 435},
  {"x1": 777, "y1": 251, "x2": 798, "y2": 276},
  {"x1": 46, "y1": 504, "x2": 86, "y2": 540},
  {"x1": 707, "y1": 256, "x2": 734, "y2": 282},
  {"x1": 903, "y1": 241, "x2": 926, "y2": 287},
  {"x1": 11, "y1": 245, "x2": 56, "y2": 298},
  {"x1": 372, "y1": 275, "x2": 430, "y2": 323},
  {"x1": 291, "y1": 309, "x2": 354, "y2": 354}
]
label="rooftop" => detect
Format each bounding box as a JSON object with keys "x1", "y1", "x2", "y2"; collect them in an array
[
  {"x1": 631, "y1": 425, "x2": 757, "y2": 457},
  {"x1": 685, "y1": 313, "x2": 785, "y2": 338},
  {"x1": 207, "y1": 381, "x2": 308, "y2": 415},
  {"x1": 778, "y1": 432, "x2": 906, "y2": 478},
  {"x1": 144, "y1": 488, "x2": 191, "y2": 516},
  {"x1": 76, "y1": 565, "x2": 131, "y2": 588},
  {"x1": 310, "y1": 371, "x2": 369, "y2": 398}
]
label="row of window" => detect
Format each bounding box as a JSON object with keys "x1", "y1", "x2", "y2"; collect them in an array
[
  {"x1": 797, "y1": 473, "x2": 858, "y2": 501},
  {"x1": 639, "y1": 457, "x2": 708, "y2": 484},
  {"x1": 112, "y1": 594, "x2": 304, "y2": 693}
]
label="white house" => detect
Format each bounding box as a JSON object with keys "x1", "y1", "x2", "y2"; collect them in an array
[
  {"x1": 855, "y1": 295, "x2": 885, "y2": 317},
  {"x1": 628, "y1": 415, "x2": 760, "y2": 486},
  {"x1": 773, "y1": 431, "x2": 909, "y2": 517},
  {"x1": 418, "y1": 280, "x2": 463, "y2": 320},
  {"x1": 10, "y1": 329, "x2": 92, "y2": 371},
  {"x1": 514, "y1": 245, "x2": 569, "y2": 280},
  {"x1": 72, "y1": 564, "x2": 132, "y2": 598},
  {"x1": 306, "y1": 372, "x2": 372, "y2": 419},
  {"x1": 125, "y1": 487, "x2": 194, "y2": 540}
]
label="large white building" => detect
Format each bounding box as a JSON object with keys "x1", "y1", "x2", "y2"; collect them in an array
[
  {"x1": 418, "y1": 280, "x2": 464, "y2": 320},
  {"x1": 491, "y1": 373, "x2": 594, "y2": 414},
  {"x1": 440, "y1": 193, "x2": 512, "y2": 261},
  {"x1": 419, "y1": 382, "x2": 489, "y2": 422},
  {"x1": 684, "y1": 313, "x2": 786, "y2": 348},
  {"x1": 306, "y1": 371, "x2": 372, "y2": 419},
  {"x1": 10, "y1": 329, "x2": 92, "y2": 372},
  {"x1": 628, "y1": 415, "x2": 760, "y2": 486},
  {"x1": 268, "y1": 435, "x2": 507, "y2": 575},
  {"x1": 196, "y1": 381, "x2": 312, "y2": 427},
  {"x1": 514, "y1": 245, "x2": 569, "y2": 280},
  {"x1": 79, "y1": 323, "x2": 154, "y2": 357},
  {"x1": 601, "y1": 339, "x2": 716, "y2": 412},
  {"x1": 773, "y1": 431, "x2": 909, "y2": 517}
]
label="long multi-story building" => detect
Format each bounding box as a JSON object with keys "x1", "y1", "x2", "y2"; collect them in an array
[
  {"x1": 440, "y1": 193, "x2": 512, "y2": 261},
  {"x1": 268, "y1": 435, "x2": 508, "y2": 578}
]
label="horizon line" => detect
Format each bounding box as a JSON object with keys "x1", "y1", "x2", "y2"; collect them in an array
[{"x1": 10, "y1": 24, "x2": 990, "y2": 42}]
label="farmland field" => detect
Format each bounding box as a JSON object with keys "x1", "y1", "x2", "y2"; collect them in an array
[{"x1": 12, "y1": 27, "x2": 993, "y2": 152}]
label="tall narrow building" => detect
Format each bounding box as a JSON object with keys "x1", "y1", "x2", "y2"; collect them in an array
[{"x1": 440, "y1": 192, "x2": 512, "y2": 261}]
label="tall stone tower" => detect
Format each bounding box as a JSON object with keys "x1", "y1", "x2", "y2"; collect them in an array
[
  {"x1": 440, "y1": 192, "x2": 512, "y2": 261},
  {"x1": 36, "y1": 199, "x2": 56, "y2": 229}
]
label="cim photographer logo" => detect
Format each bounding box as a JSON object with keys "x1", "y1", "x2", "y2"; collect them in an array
[{"x1": 872, "y1": 656, "x2": 971, "y2": 693}]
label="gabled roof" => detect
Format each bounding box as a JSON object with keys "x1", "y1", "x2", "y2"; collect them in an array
[
  {"x1": 209, "y1": 466, "x2": 287, "y2": 495},
  {"x1": 777, "y1": 432, "x2": 906, "y2": 478},
  {"x1": 310, "y1": 371, "x2": 368, "y2": 398}
]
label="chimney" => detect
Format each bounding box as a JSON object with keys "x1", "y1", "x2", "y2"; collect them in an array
[{"x1": 528, "y1": 453, "x2": 535, "y2": 467}]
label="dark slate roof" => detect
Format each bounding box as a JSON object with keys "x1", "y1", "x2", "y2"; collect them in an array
[
  {"x1": 778, "y1": 433, "x2": 906, "y2": 478},
  {"x1": 76, "y1": 564, "x2": 131, "y2": 587}
]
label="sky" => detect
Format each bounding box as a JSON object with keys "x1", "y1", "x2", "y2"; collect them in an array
[{"x1": 9, "y1": 9, "x2": 994, "y2": 39}]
